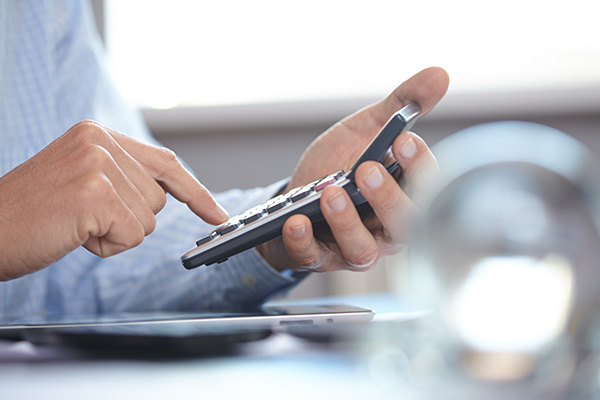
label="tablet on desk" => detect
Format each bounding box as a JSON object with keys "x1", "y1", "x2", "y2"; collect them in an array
[{"x1": 0, "y1": 304, "x2": 374, "y2": 357}]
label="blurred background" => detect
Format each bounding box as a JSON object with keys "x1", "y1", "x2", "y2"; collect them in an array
[{"x1": 91, "y1": 0, "x2": 600, "y2": 300}]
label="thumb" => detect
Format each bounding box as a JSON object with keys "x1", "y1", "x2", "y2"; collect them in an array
[{"x1": 371, "y1": 67, "x2": 450, "y2": 126}]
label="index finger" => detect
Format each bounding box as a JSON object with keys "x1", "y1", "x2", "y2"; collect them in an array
[{"x1": 107, "y1": 130, "x2": 229, "y2": 225}]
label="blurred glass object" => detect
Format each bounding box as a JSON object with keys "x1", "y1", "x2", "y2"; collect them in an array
[{"x1": 367, "y1": 122, "x2": 600, "y2": 399}]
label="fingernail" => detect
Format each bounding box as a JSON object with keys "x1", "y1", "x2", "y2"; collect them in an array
[
  {"x1": 290, "y1": 224, "x2": 306, "y2": 237},
  {"x1": 400, "y1": 138, "x2": 417, "y2": 159},
  {"x1": 349, "y1": 257, "x2": 377, "y2": 269},
  {"x1": 216, "y1": 203, "x2": 229, "y2": 220},
  {"x1": 328, "y1": 191, "x2": 347, "y2": 212},
  {"x1": 364, "y1": 165, "x2": 384, "y2": 189}
]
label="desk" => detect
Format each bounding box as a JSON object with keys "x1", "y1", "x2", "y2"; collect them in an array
[{"x1": 0, "y1": 294, "x2": 420, "y2": 400}]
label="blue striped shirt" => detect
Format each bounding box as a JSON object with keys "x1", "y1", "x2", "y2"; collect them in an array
[{"x1": 0, "y1": 0, "x2": 300, "y2": 319}]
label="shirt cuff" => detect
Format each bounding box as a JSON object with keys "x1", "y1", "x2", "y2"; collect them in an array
[
  {"x1": 208, "y1": 245, "x2": 307, "y2": 310},
  {"x1": 248, "y1": 179, "x2": 312, "y2": 285},
  {"x1": 209, "y1": 178, "x2": 314, "y2": 308}
]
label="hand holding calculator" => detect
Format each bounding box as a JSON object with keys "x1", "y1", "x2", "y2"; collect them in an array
[{"x1": 181, "y1": 102, "x2": 421, "y2": 270}]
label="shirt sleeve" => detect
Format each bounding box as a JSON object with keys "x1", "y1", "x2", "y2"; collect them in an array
[
  {"x1": 0, "y1": 0, "x2": 308, "y2": 320},
  {"x1": 0, "y1": 180, "x2": 308, "y2": 319},
  {"x1": 89, "y1": 179, "x2": 309, "y2": 314}
]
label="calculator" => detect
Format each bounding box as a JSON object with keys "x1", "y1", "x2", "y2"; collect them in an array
[{"x1": 181, "y1": 102, "x2": 421, "y2": 269}]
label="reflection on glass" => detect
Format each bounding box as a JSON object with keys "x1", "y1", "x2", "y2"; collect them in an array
[
  {"x1": 369, "y1": 122, "x2": 600, "y2": 399},
  {"x1": 453, "y1": 255, "x2": 573, "y2": 355}
]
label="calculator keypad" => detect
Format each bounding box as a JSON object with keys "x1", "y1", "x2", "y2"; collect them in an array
[{"x1": 193, "y1": 170, "x2": 346, "y2": 248}]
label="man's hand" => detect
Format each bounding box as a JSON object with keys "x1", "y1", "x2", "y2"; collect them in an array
[
  {"x1": 257, "y1": 67, "x2": 450, "y2": 272},
  {"x1": 0, "y1": 121, "x2": 229, "y2": 280}
]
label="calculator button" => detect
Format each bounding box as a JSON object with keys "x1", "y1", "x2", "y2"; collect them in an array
[
  {"x1": 217, "y1": 224, "x2": 236, "y2": 235},
  {"x1": 314, "y1": 176, "x2": 338, "y2": 192},
  {"x1": 195, "y1": 231, "x2": 219, "y2": 247},
  {"x1": 243, "y1": 211, "x2": 262, "y2": 224},
  {"x1": 266, "y1": 200, "x2": 287, "y2": 213},
  {"x1": 195, "y1": 234, "x2": 214, "y2": 247},
  {"x1": 290, "y1": 187, "x2": 312, "y2": 202},
  {"x1": 215, "y1": 220, "x2": 241, "y2": 236}
]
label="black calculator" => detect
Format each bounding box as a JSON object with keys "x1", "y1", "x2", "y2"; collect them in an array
[{"x1": 181, "y1": 102, "x2": 421, "y2": 269}]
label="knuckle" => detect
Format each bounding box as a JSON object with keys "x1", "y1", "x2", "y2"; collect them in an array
[
  {"x1": 363, "y1": 181, "x2": 401, "y2": 214},
  {"x1": 334, "y1": 218, "x2": 359, "y2": 236},
  {"x1": 143, "y1": 213, "x2": 157, "y2": 236},
  {"x1": 83, "y1": 144, "x2": 113, "y2": 168},
  {"x1": 156, "y1": 146, "x2": 178, "y2": 164},
  {"x1": 284, "y1": 236, "x2": 324, "y2": 270},
  {"x1": 97, "y1": 244, "x2": 115, "y2": 258},
  {"x1": 151, "y1": 191, "x2": 167, "y2": 214},
  {"x1": 378, "y1": 193, "x2": 401, "y2": 214},
  {"x1": 285, "y1": 231, "x2": 311, "y2": 253},
  {"x1": 118, "y1": 223, "x2": 146, "y2": 251},
  {"x1": 70, "y1": 120, "x2": 110, "y2": 144},
  {"x1": 77, "y1": 171, "x2": 112, "y2": 201},
  {"x1": 154, "y1": 147, "x2": 182, "y2": 180},
  {"x1": 129, "y1": 227, "x2": 146, "y2": 248},
  {"x1": 296, "y1": 254, "x2": 323, "y2": 271}
]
